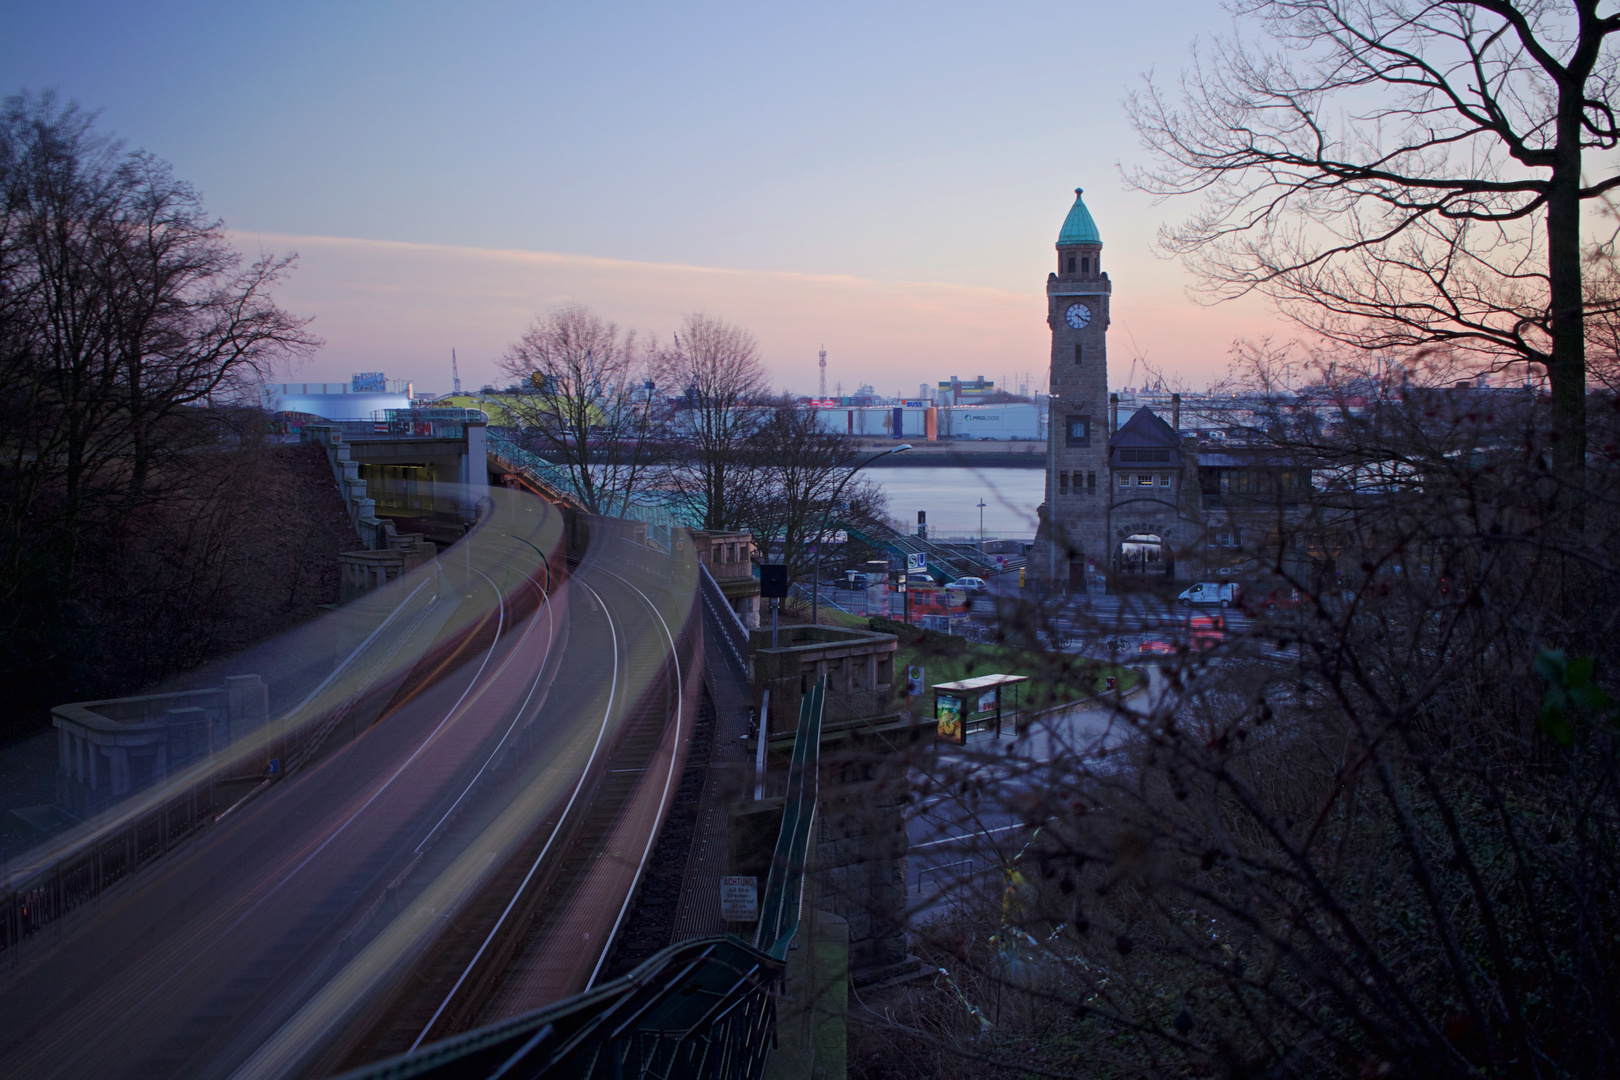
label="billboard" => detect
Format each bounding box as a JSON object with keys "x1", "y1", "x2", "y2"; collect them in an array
[{"x1": 936, "y1": 693, "x2": 965, "y2": 745}]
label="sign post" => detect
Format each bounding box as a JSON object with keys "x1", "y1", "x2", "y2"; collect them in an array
[
  {"x1": 760, "y1": 564, "x2": 788, "y2": 649},
  {"x1": 721, "y1": 876, "x2": 758, "y2": 923}
]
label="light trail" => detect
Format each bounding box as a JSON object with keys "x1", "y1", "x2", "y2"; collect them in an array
[
  {"x1": 110, "y1": 558, "x2": 511, "y2": 1036},
  {"x1": 405, "y1": 574, "x2": 621, "y2": 1052},
  {"x1": 582, "y1": 564, "x2": 686, "y2": 991},
  {"x1": 0, "y1": 488, "x2": 704, "y2": 1080},
  {"x1": 412, "y1": 565, "x2": 559, "y2": 854}
]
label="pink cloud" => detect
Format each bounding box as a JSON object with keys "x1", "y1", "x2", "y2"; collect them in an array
[{"x1": 237, "y1": 232, "x2": 1284, "y2": 397}]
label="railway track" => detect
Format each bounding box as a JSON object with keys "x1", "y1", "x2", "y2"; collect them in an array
[
  {"x1": 330, "y1": 542, "x2": 703, "y2": 1070},
  {"x1": 0, "y1": 488, "x2": 705, "y2": 1080}
]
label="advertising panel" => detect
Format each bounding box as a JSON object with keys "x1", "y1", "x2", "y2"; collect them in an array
[{"x1": 936, "y1": 693, "x2": 965, "y2": 745}]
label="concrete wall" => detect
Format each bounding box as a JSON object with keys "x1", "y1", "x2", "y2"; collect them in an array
[
  {"x1": 52, "y1": 675, "x2": 270, "y2": 816},
  {"x1": 748, "y1": 625, "x2": 898, "y2": 738},
  {"x1": 693, "y1": 530, "x2": 761, "y2": 628}
]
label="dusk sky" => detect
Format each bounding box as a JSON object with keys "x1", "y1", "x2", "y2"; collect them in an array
[{"x1": 3, "y1": 1, "x2": 1285, "y2": 396}]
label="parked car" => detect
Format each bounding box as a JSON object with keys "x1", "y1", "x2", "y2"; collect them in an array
[
  {"x1": 1139, "y1": 638, "x2": 1176, "y2": 655},
  {"x1": 1178, "y1": 582, "x2": 1241, "y2": 608},
  {"x1": 947, "y1": 576, "x2": 988, "y2": 593},
  {"x1": 1261, "y1": 587, "x2": 1304, "y2": 609}
]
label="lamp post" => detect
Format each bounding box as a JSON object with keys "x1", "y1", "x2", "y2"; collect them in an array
[
  {"x1": 813, "y1": 443, "x2": 912, "y2": 626},
  {"x1": 977, "y1": 498, "x2": 986, "y2": 544}
]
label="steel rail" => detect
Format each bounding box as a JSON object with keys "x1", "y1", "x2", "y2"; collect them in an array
[
  {"x1": 579, "y1": 561, "x2": 688, "y2": 991},
  {"x1": 408, "y1": 571, "x2": 623, "y2": 1052},
  {"x1": 107, "y1": 559, "x2": 515, "y2": 1033},
  {"x1": 411, "y1": 562, "x2": 559, "y2": 855}
]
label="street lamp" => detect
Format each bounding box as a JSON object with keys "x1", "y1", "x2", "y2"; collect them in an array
[{"x1": 813, "y1": 443, "x2": 912, "y2": 626}]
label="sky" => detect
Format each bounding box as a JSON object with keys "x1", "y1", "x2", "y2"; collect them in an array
[{"x1": 1, "y1": 0, "x2": 1286, "y2": 397}]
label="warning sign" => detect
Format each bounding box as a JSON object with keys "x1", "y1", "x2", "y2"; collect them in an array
[{"x1": 721, "y1": 875, "x2": 758, "y2": 922}]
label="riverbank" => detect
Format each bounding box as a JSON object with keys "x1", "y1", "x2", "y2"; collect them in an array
[{"x1": 854, "y1": 439, "x2": 1045, "y2": 468}]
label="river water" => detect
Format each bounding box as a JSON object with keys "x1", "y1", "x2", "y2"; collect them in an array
[{"x1": 863, "y1": 465, "x2": 1044, "y2": 541}]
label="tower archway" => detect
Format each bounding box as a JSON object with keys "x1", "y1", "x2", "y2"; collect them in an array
[{"x1": 1117, "y1": 533, "x2": 1163, "y2": 575}]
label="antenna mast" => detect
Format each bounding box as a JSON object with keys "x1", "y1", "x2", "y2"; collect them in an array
[
  {"x1": 818, "y1": 345, "x2": 828, "y2": 398},
  {"x1": 452, "y1": 349, "x2": 462, "y2": 395}
]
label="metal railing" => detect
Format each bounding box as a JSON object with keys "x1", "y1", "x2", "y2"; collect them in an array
[
  {"x1": 0, "y1": 575, "x2": 447, "y2": 958},
  {"x1": 754, "y1": 679, "x2": 824, "y2": 960},
  {"x1": 837, "y1": 520, "x2": 982, "y2": 584},
  {"x1": 485, "y1": 432, "x2": 588, "y2": 509},
  {"x1": 306, "y1": 410, "x2": 490, "y2": 440},
  {"x1": 698, "y1": 562, "x2": 750, "y2": 670},
  {"x1": 0, "y1": 781, "x2": 217, "y2": 954},
  {"x1": 336, "y1": 680, "x2": 828, "y2": 1080},
  {"x1": 485, "y1": 433, "x2": 700, "y2": 538}
]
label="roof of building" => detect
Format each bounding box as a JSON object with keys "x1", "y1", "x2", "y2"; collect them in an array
[
  {"x1": 1110, "y1": 406, "x2": 1179, "y2": 448},
  {"x1": 1057, "y1": 187, "x2": 1102, "y2": 247},
  {"x1": 931, "y1": 673, "x2": 1030, "y2": 692}
]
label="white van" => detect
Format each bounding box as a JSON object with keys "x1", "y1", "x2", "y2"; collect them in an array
[{"x1": 1178, "y1": 582, "x2": 1241, "y2": 608}]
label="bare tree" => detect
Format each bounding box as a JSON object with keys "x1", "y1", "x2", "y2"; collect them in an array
[
  {"x1": 668, "y1": 312, "x2": 769, "y2": 530},
  {"x1": 866, "y1": 366, "x2": 1620, "y2": 1079},
  {"x1": 0, "y1": 90, "x2": 314, "y2": 593},
  {"x1": 496, "y1": 304, "x2": 667, "y2": 516},
  {"x1": 0, "y1": 91, "x2": 318, "y2": 730},
  {"x1": 1126, "y1": 0, "x2": 1620, "y2": 484},
  {"x1": 737, "y1": 401, "x2": 881, "y2": 588}
]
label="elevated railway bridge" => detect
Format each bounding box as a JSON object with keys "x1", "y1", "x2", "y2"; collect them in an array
[{"x1": 0, "y1": 439, "x2": 838, "y2": 1079}]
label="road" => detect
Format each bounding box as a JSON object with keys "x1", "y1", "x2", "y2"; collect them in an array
[{"x1": 902, "y1": 665, "x2": 1177, "y2": 923}]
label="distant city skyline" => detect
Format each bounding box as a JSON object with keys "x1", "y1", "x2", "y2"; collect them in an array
[{"x1": 6, "y1": 0, "x2": 1287, "y2": 395}]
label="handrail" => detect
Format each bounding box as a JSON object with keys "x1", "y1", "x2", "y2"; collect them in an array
[
  {"x1": 486, "y1": 433, "x2": 701, "y2": 538},
  {"x1": 697, "y1": 562, "x2": 749, "y2": 669},
  {"x1": 331, "y1": 935, "x2": 782, "y2": 1080},
  {"x1": 755, "y1": 678, "x2": 824, "y2": 960},
  {"x1": 484, "y1": 432, "x2": 587, "y2": 510}
]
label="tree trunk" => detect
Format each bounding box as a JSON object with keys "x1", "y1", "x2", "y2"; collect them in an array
[{"x1": 1548, "y1": 44, "x2": 1593, "y2": 499}]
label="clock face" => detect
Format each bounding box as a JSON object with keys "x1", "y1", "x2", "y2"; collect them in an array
[{"x1": 1065, "y1": 303, "x2": 1091, "y2": 329}]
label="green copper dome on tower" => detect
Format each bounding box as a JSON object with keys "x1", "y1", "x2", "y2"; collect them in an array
[{"x1": 1057, "y1": 187, "x2": 1102, "y2": 247}]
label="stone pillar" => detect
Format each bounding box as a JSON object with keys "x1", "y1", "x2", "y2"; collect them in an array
[
  {"x1": 814, "y1": 731, "x2": 914, "y2": 986},
  {"x1": 108, "y1": 747, "x2": 131, "y2": 796},
  {"x1": 460, "y1": 421, "x2": 488, "y2": 522}
]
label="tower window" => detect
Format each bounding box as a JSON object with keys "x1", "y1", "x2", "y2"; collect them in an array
[
  {"x1": 1059, "y1": 470, "x2": 1070, "y2": 494},
  {"x1": 1066, "y1": 254, "x2": 1076, "y2": 274},
  {"x1": 1086, "y1": 471, "x2": 1096, "y2": 493},
  {"x1": 1074, "y1": 343, "x2": 1083, "y2": 365},
  {"x1": 1065, "y1": 415, "x2": 1091, "y2": 447},
  {"x1": 1081, "y1": 256, "x2": 1090, "y2": 273}
]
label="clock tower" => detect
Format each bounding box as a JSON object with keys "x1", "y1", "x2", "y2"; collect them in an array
[{"x1": 1039, "y1": 187, "x2": 1110, "y2": 589}]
